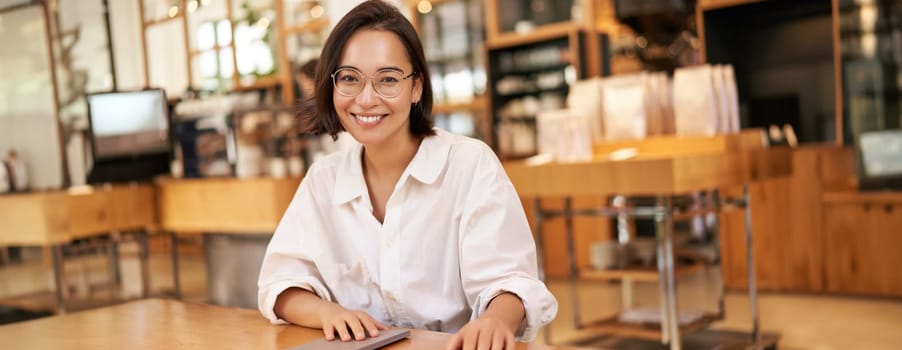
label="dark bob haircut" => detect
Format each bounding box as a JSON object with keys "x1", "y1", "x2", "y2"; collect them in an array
[{"x1": 299, "y1": 0, "x2": 434, "y2": 139}]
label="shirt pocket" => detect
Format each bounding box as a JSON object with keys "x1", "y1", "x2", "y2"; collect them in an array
[{"x1": 319, "y1": 262, "x2": 373, "y2": 309}]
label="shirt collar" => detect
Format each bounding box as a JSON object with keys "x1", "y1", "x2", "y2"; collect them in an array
[
  {"x1": 330, "y1": 128, "x2": 452, "y2": 205},
  {"x1": 332, "y1": 142, "x2": 367, "y2": 205},
  {"x1": 407, "y1": 129, "x2": 451, "y2": 185}
]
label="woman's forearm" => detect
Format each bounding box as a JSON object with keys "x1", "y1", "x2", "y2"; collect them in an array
[{"x1": 273, "y1": 287, "x2": 338, "y2": 328}]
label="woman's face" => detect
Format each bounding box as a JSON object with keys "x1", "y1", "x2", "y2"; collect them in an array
[{"x1": 332, "y1": 29, "x2": 422, "y2": 148}]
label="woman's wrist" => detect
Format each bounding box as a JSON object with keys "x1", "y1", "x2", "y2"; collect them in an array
[{"x1": 482, "y1": 292, "x2": 526, "y2": 333}]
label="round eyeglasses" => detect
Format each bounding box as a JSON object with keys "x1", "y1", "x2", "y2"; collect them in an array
[{"x1": 331, "y1": 67, "x2": 417, "y2": 98}]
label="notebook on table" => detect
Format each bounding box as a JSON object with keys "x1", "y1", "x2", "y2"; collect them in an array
[{"x1": 286, "y1": 328, "x2": 411, "y2": 350}]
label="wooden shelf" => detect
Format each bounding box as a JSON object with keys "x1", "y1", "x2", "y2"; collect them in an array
[
  {"x1": 495, "y1": 85, "x2": 568, "y2": 100},
  {"x1": 492, "y1": 63, "x2": 571, "y2": 79},
  {"x1": 579, "y1": 262, "x2": 706, "y2": 283},
  {"x1": 432, "y1": 97, "x2": 487, "y2": 114},
  {"x1": 582, "y1": 312, "x2": 720, "y2": 341},
  {"x1": 284, "y1": 17, "x2": 329, "y2": 36},
  {"x1": 234, "y1": 75, "x2": 281, "y2": 91},
  {"x1": 486, "y1": 22, "x2": 578, "y2": 50},
  {"x1": 698, "y1": 0, "x2": 764, "y2": 11}
]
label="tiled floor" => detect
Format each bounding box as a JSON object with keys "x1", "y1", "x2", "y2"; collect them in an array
[{"x1": 1, "y1": 242, "x2": 901, "y2": 349}]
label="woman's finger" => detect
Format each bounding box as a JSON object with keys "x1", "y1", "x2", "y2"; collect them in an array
[
  {"x1": 335, "y1": 319, "x2": 353, "y2": 341},
  {"x1": 505, "y1": 331, "x2": 515, "y2": 350},
  {"x1": 346, "y1": 315, "x2": 368, "y2": 340},
  {"x1": 355, "y1": 312, "x2": 381, "y2": 337},
  {"x1": 476, "y1": 327, "x2": 492, "y2": 350},
  {"x1": 445, "y1": 332, "x2": 463, "y2": 350},
  {"x1": 323, "y1": 322, "x2": 336, "y2": 341},
  {"x1": 491, "y1": 331, "x2": 505, "y2": 350}
]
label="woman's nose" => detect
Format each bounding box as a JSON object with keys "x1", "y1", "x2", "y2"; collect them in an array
[{"x1": 355, "y1": 80, "x2": 379, "y2": 106}]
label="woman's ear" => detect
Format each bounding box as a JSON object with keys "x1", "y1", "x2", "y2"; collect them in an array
[{"x1": 412, "y1": 74, "x2": 423, "y2": 104}]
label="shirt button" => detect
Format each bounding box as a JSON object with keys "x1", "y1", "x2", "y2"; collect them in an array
[{"x1": 385, "y1": 239, "x2": 393, "y2": 248}]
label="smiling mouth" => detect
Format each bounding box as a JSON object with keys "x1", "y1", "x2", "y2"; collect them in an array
[{"x1": 352, "y1": 113, "x2": 387, "y2": 125}]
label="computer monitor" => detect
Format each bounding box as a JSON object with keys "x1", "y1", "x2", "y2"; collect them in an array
[
  {"x1": 857, "y1": 129, "x2": 902, "y2": 191},
  {"x1": 85, "y1": 89, "x2": 171, "y2": 184}
]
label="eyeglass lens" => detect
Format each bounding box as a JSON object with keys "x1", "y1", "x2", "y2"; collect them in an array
[{"x1": 333, "y1": 68, "x2": 408, "y2": 97}]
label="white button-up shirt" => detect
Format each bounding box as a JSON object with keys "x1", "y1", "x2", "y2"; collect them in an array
[{"x1": 257, "y1": 128, "x2": 557, "y2": 340}]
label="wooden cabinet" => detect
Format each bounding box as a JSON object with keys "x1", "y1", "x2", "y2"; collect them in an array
[
  {"x1": 156, "y1": 176, "x2": 300, "y2": 234},
  {"x1": 824, "y1": 194, "x2": 902, "y2": 297},
  {"x1": 719, "y1": 145, "x2": 855, "y2": 292},
  {"x1": 0, "y1": 184, "x2": 157, "y2": 246}
]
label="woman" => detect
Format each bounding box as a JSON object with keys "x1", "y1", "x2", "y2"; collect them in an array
[{"x1": 257, "y1": 1, "x2": 557, "y2": 349}]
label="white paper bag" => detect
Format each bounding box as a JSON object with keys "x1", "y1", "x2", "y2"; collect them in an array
[
  {"x1": 712, "y1": 65, "x2": 730, "y2": 133},
  {"x1": 673, "y1": 65, "x2": 719, "y2": 136},
  {"x1": 567, "y1": 77, "x2": 605, "y2": 142},
  {"x1": 601, "y1": 73, "x2": 648, "y2": 141},
  {"x1": 724, "y1": 65, "x2": 740, "y2": 132},
  {"x1": 537, "y1": 109, "x2": 592, "y2": 162}
]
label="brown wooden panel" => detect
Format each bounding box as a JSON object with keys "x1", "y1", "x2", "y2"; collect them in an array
[
  {"x1": 718, "y1": 192, "x2": 747, "y2": 289},
  {"x1": 109, "y1": 185, "x2": 158, "y2": 231},
  {"x1": 819, "y1": 146, "x2": 856, "y2": 192},
  {"x1": 755, "y1": 177, "x2": 791, "y2": 291},
  {"x1": 157, "y1": 177, "x2": 301, "y2": 234},
  {"x1": 885, "y1": 204, "x2": 902, "y2": 296},
  {"x1": 825, "y1": 201, "x2": 902, "y2": 297},
  {"x1": 783, "y1": 148, "x2": 824, "y2": 292},
  {"x1": 698, "y1": 0, "x2": 764, "y2": 11},
  {"x1": 720, "y1": 146, "x2": 838, "y2": 293},
  {"x1": 824, "y1": 203, "x2": 877, "y2": 295},
  {"x1": 593, "y1": 129, "x2": 765, "y2": 156},
  {"x1": 66, "y1": 190, "x2": 115, "y2": 238},
  {"x1": 0, "y1": 192, "x2": 67, "y2": 245}
]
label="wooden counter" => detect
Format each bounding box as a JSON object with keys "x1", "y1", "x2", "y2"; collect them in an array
[
  {"x1": 823, "y1": 191, "x2": 902, "y2": 204},
  {"x1": 504, "y1": 148, "x2": 791, "y2": 197},
  {"x1": 156, "y1": 177, "x2": 301, "y2": 234},
  {"x1": 0, "y1": 184, "x2": 157, "y2": 313},
  {"x1": 0, "y1": 184, "x2": 156, "y2": 246},
  {"x1": 0, "y1": 298, "x2": 587, "y2": 350},
  {"x1": 822, "y1": 190, "x2": 902, "y2": 297}
]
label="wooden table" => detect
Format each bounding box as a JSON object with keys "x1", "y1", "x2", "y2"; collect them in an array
[
  {"x1": 502, "y1": 148, "x2": 791, "y2": 350},
  {"x1": 503, "y1": 149, "x2": 791, "y2": 197},
  {"x1": 156, "y1": 176, "x2": 301, "y2": 234},
  {"x1": 0, "y1": 184, "x2": 157, "y2": 313},
  {"x1": 0, "y1": 298, "x2": 589, "y2": 350},
  {"x1": 155, "y1": 177, "x2": 301, "y2": 300}
]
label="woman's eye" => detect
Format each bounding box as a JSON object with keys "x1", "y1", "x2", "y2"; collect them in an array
[
  {"x1": 340, "y1": 75, "x2": 359, "y2": 82},
  {"x1": 379, "y1": 77, "x2": 399, "y2": 84}
]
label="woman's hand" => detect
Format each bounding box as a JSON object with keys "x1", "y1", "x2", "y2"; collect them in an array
[
  {"x1": 445, "y1": 315, "x2": 516, "y2": 350},
  {"x1": 318, "y1": 302, "x2": 388, "y2": 341}
]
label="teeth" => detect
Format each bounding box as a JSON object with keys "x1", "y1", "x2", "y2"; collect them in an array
[{"x1": 354, "y1": 114, "x2": 384, "y2": 124}]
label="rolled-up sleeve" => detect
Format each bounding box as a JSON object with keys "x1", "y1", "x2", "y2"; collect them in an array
[
  {"x1": 458, "y1": 146, "x2": 558, "y2": 341},
  {"x1": 257, "y1": 169, "x2": 333, "y2": 324}
]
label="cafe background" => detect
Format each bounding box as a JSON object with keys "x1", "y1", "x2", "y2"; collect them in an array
[{"x1": 1, "y1": 0, "x2": 902, "y2": 349}]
